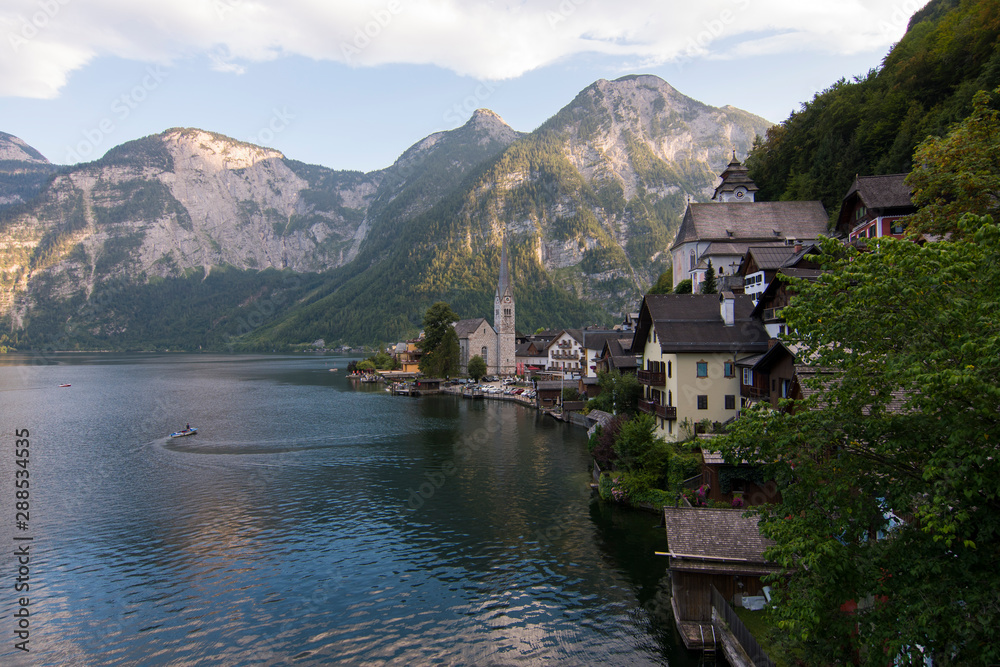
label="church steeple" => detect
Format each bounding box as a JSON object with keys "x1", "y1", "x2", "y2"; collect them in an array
[
  {"x1": 712, "y1": 151, "x2": 758, "y2": 202},
  {"x1": 494, "y1": 229, "x2": 516, "y2": 375},
  {"x1": 497, "y1": 231, "x2": 510, "y2": 300}
]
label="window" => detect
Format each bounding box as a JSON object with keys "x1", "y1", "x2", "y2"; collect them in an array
[
  {"x1": 742, "y1": 368, "x2": 753, "y2": 385},
  {"x1": 697, "y1": 395, "x2": 708, "y2": 410},
  {"x1": 780, "y1": 379, "x2": 792, "y2": 398},
  {"x1": 482, "y1": 347, "x2": 488, "y2": 365},
  {"x1": 668, "y1": 390, "x2": 672, "y2": 406},
  {"x1": 696, "y1": 362, "x2": 708, "y2": 378},
  {"x1": 725, "y1": 395, "x2": 735, "y2": 410},
  {"x1": 724, "y1": 361, "x2": 734, "y2": 378},
  {"x1": 667, "y1": 361, "x2": 672, "y2": 378},
  {"x1": 891, "y1": 220, "x2": 905, "y2": 235}
]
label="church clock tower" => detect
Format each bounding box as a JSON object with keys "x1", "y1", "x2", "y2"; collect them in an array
[{"x1": 494, "y1": 231, "x2": 516, "y2": 375}]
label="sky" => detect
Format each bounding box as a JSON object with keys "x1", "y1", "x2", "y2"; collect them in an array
[{"x1": 0, "y1": 0, "x2": 924, "y2": 173}]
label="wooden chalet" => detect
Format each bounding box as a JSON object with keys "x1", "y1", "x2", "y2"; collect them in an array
[{"x1": 836, "y1": 173, "x2": 916, "y2": 242}]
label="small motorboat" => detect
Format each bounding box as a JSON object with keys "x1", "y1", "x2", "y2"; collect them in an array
[
  {"x1": 169, "y1": 427, "x2": 198, "y2": 438},
  {"x1": 59, "y1": 384, "x2": 71, "y2": 388}
]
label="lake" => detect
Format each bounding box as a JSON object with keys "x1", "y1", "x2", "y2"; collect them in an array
[{"x1": 0, "y1": 353, "x2": 701, "y2": 665}]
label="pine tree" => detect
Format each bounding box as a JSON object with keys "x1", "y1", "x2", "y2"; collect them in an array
[{"x1": 701, "y1": 260, "x2": 717, "y2": 294}]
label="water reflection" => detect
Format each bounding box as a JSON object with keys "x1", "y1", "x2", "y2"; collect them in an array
[{"x1": 0, "y1": 354, "x2": 696, "y2": 665}]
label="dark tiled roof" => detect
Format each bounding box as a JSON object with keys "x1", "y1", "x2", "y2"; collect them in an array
[
  {"x1": 663, "y1": 507, "x2": 774, "y2": 563},
  {"x1": 577, "y1": 331, "x2": 623, "y2": 351},
  {"x1": 672, "y1": 201, "x2": 829, "y2": 249},
  {"x1": 535, "y1": 380, "x2": 566, "y2": 390},
  {"x1": 747, "y1": 245, "x2": 797, "y2": 270},
  {"x1": 609, "y1": 356, "x2": 638, "y2": 370},
  {"x1": 638, "y1": 294, "x2": 769, "y2": 354},
  {"x1": 844, "y1": 174, "x2": 913, "y2": 210},
  {"x1": 453, "y1": 318, "x2": 491, "y2": 338}
]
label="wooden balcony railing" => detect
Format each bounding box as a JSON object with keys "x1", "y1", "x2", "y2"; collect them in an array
[
  {"x1": 637, "y1": 369, "x2": 665, "y2": 386},
  {"x1": 639, "y1": 400, "x2": 676, "y2": 420},
  {"x1": 741, "y1": 385, "x2": 769, "y2": 400}
]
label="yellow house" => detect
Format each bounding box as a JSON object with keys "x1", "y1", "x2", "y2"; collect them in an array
[
  {"x1": 394, "y1": 339, "x2": 422, "y2": 373},
  {"x1": 632, "y1": 292, "x2": 769, "y2": 441}
]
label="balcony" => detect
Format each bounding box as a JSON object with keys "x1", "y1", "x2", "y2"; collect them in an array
[
  {"x1": 637, "y1": 369, "x2": 665, "y2": 386},
  {"x1": 741, "y1": 385, "x2": 769, "y2": 400},
  {"x1": 639, "y1": 400, "x2": 676, "y2": 420}
]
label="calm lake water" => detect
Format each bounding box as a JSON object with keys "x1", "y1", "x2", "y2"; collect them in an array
[{"x1": 0, "y1": 354, "x2": 702, "y2": 666}]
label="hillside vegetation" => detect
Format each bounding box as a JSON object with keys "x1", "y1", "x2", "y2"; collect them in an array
[{"x1": 747, "y1": 0, "x2": 1000, "y2": 215}]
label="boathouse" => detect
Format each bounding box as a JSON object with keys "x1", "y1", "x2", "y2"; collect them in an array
[{"x1": 662, "y1": 507, "x2": 778, "y2": 650}]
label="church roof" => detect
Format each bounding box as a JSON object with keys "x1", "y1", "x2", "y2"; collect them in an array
[
  {"x1": 671, "y1": 200, "x2": 829, "y2": 249},
  {"x1": 453, "y1": 318, "x2": 493, "y2": 338}
]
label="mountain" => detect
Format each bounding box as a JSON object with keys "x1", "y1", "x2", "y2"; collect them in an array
[
  {"x1": 0, "y1": 132, "x2": 59, "y2": 209},
  {"x1": 746, "y1": 0, "x2": 1000, "y2": 214},
  {"x1": 243, "y1": 75, "x2": 771, "y2": 347},
  {"x1": 0, "y1": 75, "x2": 770, "y2": 350}
]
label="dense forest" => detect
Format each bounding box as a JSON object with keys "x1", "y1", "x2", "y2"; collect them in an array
[
  {"x1": 746, "y1": 0, "x2": 1000, "y2": 215},
  {"x1": 15, "y1": 266, "x2": 327, "y2": 351}
]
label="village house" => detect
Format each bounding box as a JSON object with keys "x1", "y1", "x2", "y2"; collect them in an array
[
  {"x1": 392, "y1": 338, "x2": 422, "y2": 373},
  {"x1": 670, "y1": 154, "x2": 829, "y2": 293},
  {"x1": 737, "y1": 241, "x2": 821, "y2": 305},
  {"x1": 632, "y1": 292, "x2": 770, "y2": 440},
  {"x1": 836, "y1": 173, "x2": 916, "y2": 242},
  {"x1": 593, "y1": 335, "x2": 639, "y2": 375},
  {"x1": 544, "y1": 330, "x2": 586, "y2": 378}
]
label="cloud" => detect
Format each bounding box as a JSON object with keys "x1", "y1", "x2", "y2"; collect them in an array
[{"x1": 0, "y1": 0, "x2": 914, "y2": 98}]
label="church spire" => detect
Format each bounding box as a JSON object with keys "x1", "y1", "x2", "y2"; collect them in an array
[{"x1": 497, "y1": 229, "x2": 510, "y2": 298}]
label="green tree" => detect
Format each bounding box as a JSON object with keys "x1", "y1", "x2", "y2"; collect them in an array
[
  {"x1": 718, "y1": 220, "x2": 1000, "y2": 664},
  {"x1": 371, "y1": 350, "x2": 398, "y2": 370},
  {"x1": 418, "y1": 301, "x2": 461, "y2": 378},
  {"x1": 906, "y1": 87, "x2": 1000, "y2": 240},
  {"x1": 467, "y1": 354, "x2": 487, "y2": 381},
  {"x1": 673, "y1": 278, "x2": 692, "y2": 294},
  {"x1": 355, "y1": 359, "x2": 376, "y2": 372},
  {"x1": 589, "y1": 369, "x2": 641, "y2": 416},
  {"x1": 614, "y1": 412, "x2": 666, "y2": 472},
  {"x1": 700, "y1": 260, "x2": 717, "y2": 294},
  {"x1": 648, "y1": 270, "x2": 673, "y2": 294}
]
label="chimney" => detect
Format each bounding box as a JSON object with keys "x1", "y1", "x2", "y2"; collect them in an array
[
  {"x1": 719, "y1": 291, "x2": 735, "y2": 326},
  {"x1": 794, "y1": 240, "x2": 802, "y2": 254}
]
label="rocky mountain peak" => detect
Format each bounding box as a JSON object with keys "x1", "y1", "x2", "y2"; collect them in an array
[
  {"x1": 163, "y1": 128, "x2": 284, "y2": 172},
  {"x1": 464, "y1": 108, "x2": 520, "y2": 144},
  {"x1": 0, "y1": 131, "x2": 49, "y2": 164}
]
